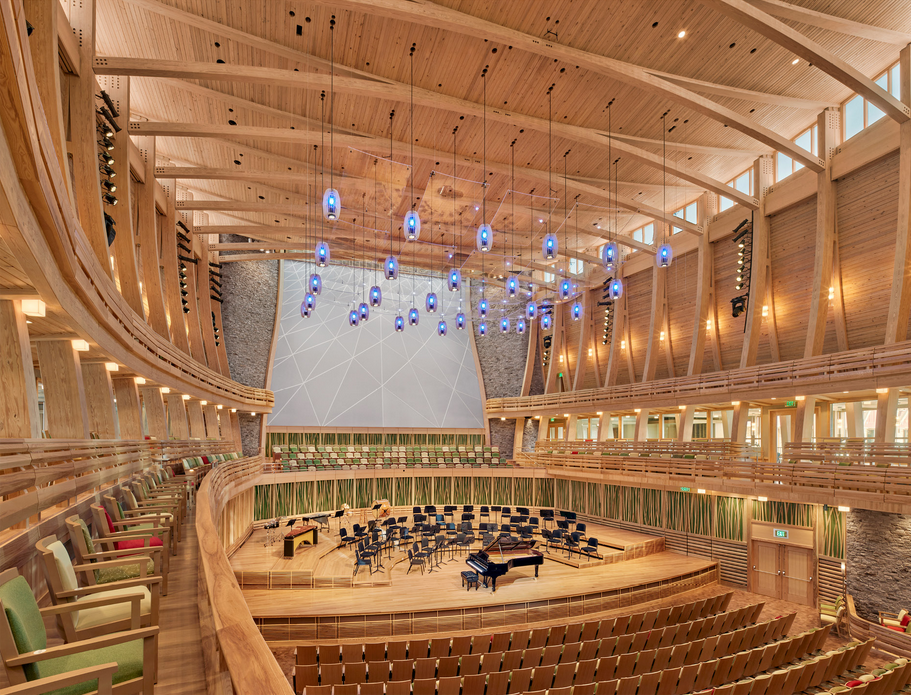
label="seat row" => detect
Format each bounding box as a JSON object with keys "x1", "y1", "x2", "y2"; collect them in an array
[
  {"x1": 298, "y1": 626, "x2": 837, "y2": 695},
  {"x1": 298, "y1": 613, "x2": 793, "y2": 691},
  {"x1": 296, "y1": 600, "x2": 758, "y2": 669},
  {"x1": 0, "y1": 459, "x2": 207, "y2": 694},
  {"x1": 295, "y1": 592, "x2": 734, "y2": 668}
]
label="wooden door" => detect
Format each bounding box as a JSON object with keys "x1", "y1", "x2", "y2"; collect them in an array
[
  {"x1": 751, "y1": 541, "x2": 780, "y2": 599},
  {"x1": 782, "y1": 546, "x2": 815, "y2": 606}
]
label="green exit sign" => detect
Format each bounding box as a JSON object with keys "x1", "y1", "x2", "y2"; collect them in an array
[
  {"x1": 785, "y1": 401, "x2": 797, "y2": 408},
  {"x1": 680, "y1": 487, "x2": 691, "y2": 492},
  {"x1": 774, "y1": 529, "x2": 789, "y2": 539},
  {"x1": 558, "y1": 372, "x2": 563, "y2": 378}
]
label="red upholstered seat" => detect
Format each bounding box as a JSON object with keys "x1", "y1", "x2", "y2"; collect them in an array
[{"x1": 103, "y1": 507, "x2": 165, "y2": 550}]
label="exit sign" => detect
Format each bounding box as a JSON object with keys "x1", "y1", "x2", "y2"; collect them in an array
[
  {"x1": 785, "y1": 401, "x2": 797, "y2": 408},
  {"x1": 774, "y1": 529, "x2": 789, "y2": 539},
  {"x1": 680, "y1": 487, "x2": 691, "y2": 492}
]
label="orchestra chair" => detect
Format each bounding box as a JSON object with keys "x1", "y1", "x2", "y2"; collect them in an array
[
  {"x1": 339, "y1": 527, "x2": 357, "y2": 547},
  {"x1": 353, "y1": 544, "x2": 372, "y2": 577},
  {"x1": 406, "y1": 549, "x2": 424, "y2": 574},
  {"x1": 105, "y1": 492, "x2": 178, "y2": 552},
  {"x1": 35, "y1": 536, "x2": 161, "y2": 644},
  {"x1": 580, "y1": 537, "x2": 602, "y2": 561},
  {"x1": 565, "y1": 531, "x2": 583, "y2": 557},
  {"x1": 65, "y1": 517, "x2": 166, "y2": 596},
  {"x1": 0, "y1": 569, "x2": 159, "y2": 695},
  {"x1": 479, "y1": 506, "x2": 490, "y2": 523}
]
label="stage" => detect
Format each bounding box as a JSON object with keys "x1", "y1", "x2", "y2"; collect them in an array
[{"x1": 229, "y1": 520, "x2": 719, "y2": 642}]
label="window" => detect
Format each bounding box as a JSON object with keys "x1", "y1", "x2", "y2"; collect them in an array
[
  {"x1": 670, "y1": 201, "x2": 698, "y2": 234},
  {"x1": 842, "y1": 61, "x2": 901, "y2": 141},
  {"x1": 632, "y1": 222, "x2": 655, "y2": 247},
  {"x1": 720, "y1": 169, "x2": 752, "y2": 211},
  {"x1": 569, "y1": 257, "x2": 584, "y2": 275},
  {"x1": 776, "y1": 124, "x2": 817, "y2": 182},
  {"x1": 543, "y1": 271, "x2": 555, "y2": 283}
]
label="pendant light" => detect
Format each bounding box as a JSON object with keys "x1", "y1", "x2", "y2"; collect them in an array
[
  {"x1": 358, "y1": 195, "x2": 369, "y2": 321},
  {"x1": 370, "y1": 159, "x2": 383, "y2": 306},
  {"x1": 309, "y1": 273, "x2": 322, "y2": 295},
  {"x1": 516, "y1": 318, "x2": 526, "y2": 334},
  {"x1": 559, "y1": 278, "x2": 572, "y2": 301},
  {"x1": 448, "y1": 126, "x2": 462, "y2": 292},
  {"x1": 425, "y1": 172, "x2": 437, "y2": 313},
  {"x1": 499, "y1": 316, "x2": 510, "y2": 333},
  {"x1": 395, "y1": 315, "x2": 405, "y2": 332},
  {"x1": 478, "y1": 297, "x2": 488, "y2": 318},
  {"x1": 477, "y1": 67, "x2": 493, "y2": 253},
  {"x1": 506, "y1": 140, "x2": 518, "y2": 297},
  {"x1": 455, "y1": 208, "x2": 466, "y2": 329},
  {"x1": 322, "y1": 18, "x2": 340, "y2": 221},
  {"x1": 657, "y1": 110, "x2": 673, "y2": 268},
  {"x1": 478, "y1": 321, "x2": 487, "y2": 336},
  {"x1": 542, "y1": 85, "x2": 558, "y2": 261},
  {"x1": 570, "y1": 171, "x2": 583, "y2": 321},
  {"x1": 437, "y1": 319, "x2": 448, "y2": 336},
  {"x1": 541, "y1": 313, "x2": 552, "y2": 330},
  {"x1": 404, "y1": 45, "x2": 421, "y2": 241},
  {"x1": 316, "y1": 94, "x2": 331, "y2": 267},
  {"x1": 602, "y1": 100, "x2": 619, "y2": 273},
  {"x1": 408, "y1": 307, "x2": 420, "y2": 326},
  {"x1": 348, "y1": 309, "x2": 360, "y2": 327},
  {"x1": 301, "y1": 295, "x2": 314, "y2": 318},
  {"x1": 608, "y1": 277, "x2": 623, "y2": 300},
  {"x1": 385, "y1": 110, "x2": 399, "y2": 281},
  {"x1": 526, "y1": 186, "x2": 537, "y2": 320},
  {"x1": 456, "y1": 312, "x2": 467, "y2": 330},
  {"x1": 526, "y1": 301, "x2": 537, "y2": 320}
]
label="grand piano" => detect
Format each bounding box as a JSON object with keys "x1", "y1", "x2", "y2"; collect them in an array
[{"x1": 466, "y1": 537, "x2": 544, "y2": 592}]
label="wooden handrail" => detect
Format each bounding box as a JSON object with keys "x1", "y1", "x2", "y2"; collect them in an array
[
  {"x1": 0, "y1": 0, "x2": 272, "y2": 410},
  {"x1": 196, "y1": 455, "x2": 293, "y2": 695},
  {"x1": 519, "y1": 451, "x2": 911, "y2": 513},
  {"x1": 486, "y1": 340, "x2": 911, "y2": 415},
  {"x1": 535, "y1": 440, "x2": 754, "y2": 460}
]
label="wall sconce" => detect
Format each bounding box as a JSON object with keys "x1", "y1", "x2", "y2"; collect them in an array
[
  {"x1": 620, "y1": 340, "x2": 626, "y2": 350},
  {"x1": 634, "y1": 408, "x2": 641, "y2": 413},
  {"x1": 678, "y1": 405, "x2": 686, "y2": 410},
  {"x1": 181, "y1": 394, "x2": 190, "y2": 400},
  {"x1": 217, "y1": 405, "x2": 223, "y2": 410},
  {"x1": 706, "y1": 319, "x2": 712, "y2": 330},
  {"x1": 697, "y1": 489, "x2": 706, "y2": 494},
  {"x1": 795, "y1": 396, "x2": 805, "y2": 401},
  {"x1": 104, "y1": 362, "x2": 119, "y2": 372},
  {"x1": 731, "y1": 401, "x2": 740, "y2": 406},
  {"x1": 660, "y1": 331, "x2": 666, "y2": 341},
  {"x1": 71, "y1": 339, "x2": 89, "y2": 352},
  {"x1": 21, "y1": 299, "x2": 46, "y2": 317},
  {"x1": 828, "y1": 286, "x2": 835, "y2": 301},
  {"x1": 761, "y1": 305, "x2": 769, "y2": 317},
  {"x1": 230, "y1": 408, "x2": 237, "y2": 413}
]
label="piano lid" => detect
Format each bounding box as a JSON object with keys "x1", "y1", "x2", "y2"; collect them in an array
[{"x1": 482, "y1": 536, "x2": 538, "y2": 554}]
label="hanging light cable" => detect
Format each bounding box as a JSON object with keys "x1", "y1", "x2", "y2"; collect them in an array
[
  {"x1": 559, "y1": 150, "x2": 572, "y2": 301},
  {"x1": 657, "y1": 110, "x2": 673, "y2": 268},
  {"x1": 404, "y1": 44, "x2": 421, "y2": 241},
  {"x1": 601, "y1": 100, "x2": 618, "y2": 272},
  {"x1": 322, "y1": 17, "x2": 340, "y2": 224},
  {"x1": 448, "y1": 126, "x2": 462, "y2": 293},
  {"x1": 477, "y1": 67, "x2": 492, "y2": 253},
  {"x1": 370, "y1": 160, "x2": 382, "y2": 307},
  {"x1": 316, "y1": 91, "x2": 331, "y2": 266},
  {"x1": 426, "y1": 172, "x2": 437, "y2": 313},
  {"x1": 506, "y1": 139, "x2": 518, "y2": 298},
  {"x1": 543, "y1": 85, "x2": 558, "y2": 261},
  {"x1": 358, "y1": 194, "x2": 369, "y2": 321}
]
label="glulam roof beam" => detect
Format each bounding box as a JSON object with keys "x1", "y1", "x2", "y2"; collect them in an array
[
  {"x1": 98, "y1": 57, "x2": 757, "y2": 208},
  {"x1": 308, "y1": 0, "x2": 823, "y2": 171},
  {"x1": 702, "y1": 0, "x2": 910, "y2": 124}
]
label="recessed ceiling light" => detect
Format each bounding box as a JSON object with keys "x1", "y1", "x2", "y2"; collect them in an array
[
  {"x1": 791, "y1": 58, "x2": 799, "y2": 65},
  {"x1": 677, "y1": 30, "x2": 686, "y2": 38}
]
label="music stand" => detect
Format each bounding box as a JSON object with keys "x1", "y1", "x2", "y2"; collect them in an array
[{"x1": 332, "y1": 509, "x2": 344, "y2": 530}]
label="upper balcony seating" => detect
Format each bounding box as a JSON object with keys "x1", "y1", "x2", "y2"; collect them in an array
[{"x1": 268, "y1": 445, "x2": 508, "y2": 472}]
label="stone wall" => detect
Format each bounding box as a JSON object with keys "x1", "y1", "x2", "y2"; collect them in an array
[
  {"x1": 846, "y1": 510, "x2": 911, "y2": 622},
  {"x1": 522, "y1": 418, "x2": 539, "y2": 453},
  {"x1": 470, "y1": 282, "x2": 530, "y2": 459},
  {"x1": 220, "y1": 237, "x2": 279, "y2": 455}
]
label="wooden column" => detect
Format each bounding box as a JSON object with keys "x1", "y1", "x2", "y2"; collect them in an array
[
  {"x1": 845, "y1": 402, "x2": 864, "y2": 439},
  {"x1": 544, "y1": 306, "x2": 563, "y2": 394},
  {"x1": 677, "y1": 406, "x2": 696, "y2": 442},
  {"x1": 642, "y1": 245, "x2": 667, "y2": 382},
  {"x1": 36, "y1": 340, "x2": 89, "y2": 439},
  {"x1": 80, "y1": 362, "x2": 117, "y2": 439},
  {"x1": 203, "y1": 404, "x2": 220, "y2": 439},
  {"x1": 603, "y1": 267, "x2": 627, "y2": 387},
  {"x1": 572, "y1": 293, "x2": 594, "y2": 390},
  {"x1": 634, "y1": 410, "x2": 649, "y2": 441},
  {"x1": 804, "y1": 108, "x2": 841, "y2": 357},
  {"x1": 66, "y1": 0, "x2": 113, "y2": 275},
  {"x1": 597, "y1": 414, "x2": 611, "y2": 440},
  {"x1": 0, "y1": 300, "x2": 40, "y2": 438},
  {"x1": 875, "y1": 389, "x2": 898, "y2": 444},
  {"x1": 141, "y1": 387, "x2": 168, "y2": 440},
  {"x1": 98, "y1": 76, "x2": 144, "y2": 316},
  {"x1": 759, "y1": 406, "x2": 773, "y2": 461},
  {"x1": 792, "y1": 398, "x2": 816, "y2": 443},
  {"x1": 132, "y1": 136, "x2": 170, "y2": 340},
  {"x1": 740, "y1": 155, "x2": 774, "y2": 368},
  {"x1": 537, "y1": 415, "x2": 549, "y2": 443},
  {"x1": 520, "y1": 316, "x2": 538, "y2": 396},
  {"x1": 186, "y1": 399, "x2": 206, "y2": 439},
  {"x1": 178, "y1": 212, "x2": 207, "y2": 365},
  {"x1": 731, "y1": 402, "x2": 749, "y2": 445},
  {"x1": 817, "y1": 403, "x2": 831, "y2": 439},
  {"x1": 23, "y1": 0, "x2": 74, "y2": 206},
  {"x1": 112, "y1": 377, "x2": 143, "y2": 440},
  {"x1": 229, "y1": 410, "x2": 243, "y2": 450},
  {"x1": 565, "y1": 414, "x2": 578, "y2": 441},
  {"x1": 513, "y1": 418, "x2": 525, "y2": 457},
  {"x1": 721, "y1": 411, "x2": 732, "y2": 439},
  {"x1": 197, "y1": 237, "x2": 224, "y2": 374},
  {"x1": 166, "y1": 394, "x2": 190, "y2": 439},
  {"x1": 885, "y1": 44, "x2": 911, "y2": 344},
  {"x1": 159, "y1": 183, "x2": 190, "y2": 354}
]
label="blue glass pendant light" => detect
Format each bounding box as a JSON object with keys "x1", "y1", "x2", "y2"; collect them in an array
[
  {"x1": 370, "y1": 285, "x2": 382, "y2": 307},
  {"x1": 507, "y1": 275, "x2": 518, "y2": 298},
  {"x1": 315, "y1": 241, "x2": 330, "y2": 267},
  {"x1": 608, "y1": 278, "x2": 623, "y2": 300},
  {"x1": 478, "y1": 321, "x2": 487, "y2": 336},
  {"x1": 309, "y1": 273, "x2": 322, "y2": 296},
  {"x1": 348, "y1": 309, "x2": 359, "y2": 326},
  {"x1": 384, "y1": 256, "x2": 398, "y2": 280},
  {"x1": 559, "y1": 278, "x2": 572, "y2": 300},
  {"x1": 526, "y1": 301, "x2": 537, "y2": 320},
  {"x1": 602, "y1": 241, "x2": 618, "y2": 271},
  {"x1": 543, "y1": 233, "x2": 558, "y2": 260},
  {"x1": 448, "y1": 268, "x2": 461, "y2": 292},
  {"x1": 478, "y1": 298, "x2": 488, "y2": 318},
  {"x1": 500, "y1": 316, "x2": 510, "y2": 333},
  {"x1": 425, "y1": 292, "x2": 438, "y2": 313},
  {"x1": 571, "y1": 301, "x2": 583, "y2": 321},
  {"x1": 516, "y1": 318, "x2": 526, "y2": 334},
  {"x1": 408, "y1": 307, "x2": 420, "y2": 326},
  {"x1": 437, "y1": 319, "x2": 448, "y2": 336},
  {"x1": 657, "y1": 244, "x2": 673, "y2": 268},
  {"x1": 541, "y1": 313, "x2": 552, "y2": 330},
  {"x1": 394, "y1": 314, "x2": 405, "y2": 332},
  {"x1": 456, "y1": 312, "x2": 466, "y2": 330},
  {"x1": 358, "y1": 302, "x2": 370, "y2": 322}
]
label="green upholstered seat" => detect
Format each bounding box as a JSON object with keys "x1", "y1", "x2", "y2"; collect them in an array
[{"x1": 0, "y1": 574, "x2": 145, "y2": 695}]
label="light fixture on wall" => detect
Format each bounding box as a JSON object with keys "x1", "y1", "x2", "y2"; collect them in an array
[
  {"x1": 21, "y1": 299, "x2": 46, "y2": 317},
  {"x1": 134, "y1": 377, "x2": 146, "y2": 385},
  {"x1": 181, "y1": 394, "x2": 190, "y2": 401},
  {"x1": 161, "y1": 387, "x2": 170, "y2": 394},
  {"x1": 105, "y1": 362, "x2": 119, "y2": 372},
  {"x1": 71, "y1": 339, "x2": 90, "y2": 352}
]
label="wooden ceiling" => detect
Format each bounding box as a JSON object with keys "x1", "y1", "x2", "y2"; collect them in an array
[{"x1": 94, "y1": 0, "x2": 910, "y2": 275}]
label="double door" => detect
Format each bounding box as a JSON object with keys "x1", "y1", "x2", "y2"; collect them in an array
[{"x1": 751, "y1": 541, "x2": 815, "y2": 605}]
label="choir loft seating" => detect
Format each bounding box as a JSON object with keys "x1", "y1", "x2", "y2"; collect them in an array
[{"x1": 267, "y1": 445, "x2": 509, "y2": 472}]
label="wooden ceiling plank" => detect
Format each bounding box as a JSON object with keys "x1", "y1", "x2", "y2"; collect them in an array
[
  {"x1": 744, "y1": 0, "x2": 911, "y2": 46},
  {"x1": 98, "y1": 57, "x2": 756, "y2": 208},
  {"x1": 702, "y1": 0, "x2": 910, "y2": 124},
  {"x1": 308, "y1": 0, "x2": 825, "y2": 170}
]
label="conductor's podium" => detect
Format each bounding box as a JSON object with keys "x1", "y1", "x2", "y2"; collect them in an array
[{"x1": 284, "y1": 525, "x2": 318, "y2": 557}]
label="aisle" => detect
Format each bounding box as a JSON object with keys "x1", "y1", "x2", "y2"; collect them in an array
[{"x1": 155, "y1": 508, "x2": 207, "y2": 694}]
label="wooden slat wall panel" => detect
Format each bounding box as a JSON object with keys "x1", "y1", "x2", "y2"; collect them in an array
[
  {"x1": 561, "y1": 302, "x2": 578, "y2": 392},
  {"x1": 625, "y1": 270, "x2": 652, "y2": 383},
  {"x1": 666, "y1": 249, "x2": 699, "y2": 378},
  {"x1": 836, "y1": 152, "x2": 900, "y2": 349},
  {"x1": 769, "y1": 199, "x2": 816, "y2": 362},
  {"x1": 712, "y1": 238, "x2": 743, "y2": 370}
]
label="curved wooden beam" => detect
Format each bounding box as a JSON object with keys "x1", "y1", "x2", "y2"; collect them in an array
[
  {"x1": 97, "y1": 57, "x2": 758, "y2": 209},
  {"x1": 305, "y1": 0, "x2": 823, "y2": 171}
]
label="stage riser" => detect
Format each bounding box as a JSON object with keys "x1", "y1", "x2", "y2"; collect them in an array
[{"x1": 253, "y1": 565, "x2": 718, "y2": 641}]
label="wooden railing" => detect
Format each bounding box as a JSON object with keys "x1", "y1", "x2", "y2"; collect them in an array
[
  {"x1": 486, "y1": 340, "x2": 911, "y2": 415},
  {"x1": 196, "y1": 455, "x2": 293, "y2": 694},
  {"x1": 535, "y1": 440, "x2": 754, "y2": 460},
  {"x1": 518, "y1": 451, "x2": 911, "y2": 514},
  {"x1": 783, "y1": 441, "x2": 911, "y2": 467},
  {"x1": 0, "y1": 0, "x2": 272, "y2": 410}
]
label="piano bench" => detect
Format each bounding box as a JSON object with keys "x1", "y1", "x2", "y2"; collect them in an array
[{"x1": 461, "y1": 571, "x2": 480, "y2": 591}]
